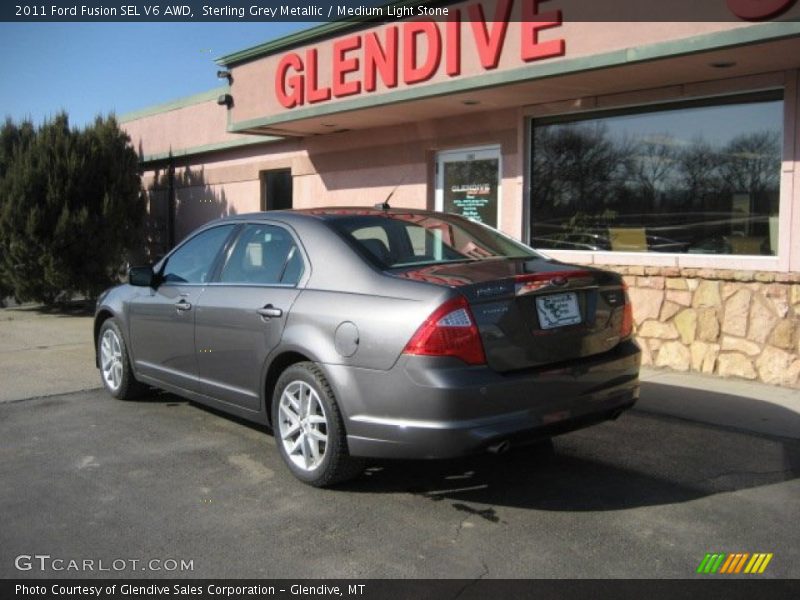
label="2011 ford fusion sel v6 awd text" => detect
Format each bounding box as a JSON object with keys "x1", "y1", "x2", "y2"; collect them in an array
[{"x1": 94, "y1": 208, "x2": 640, "y2": 486}]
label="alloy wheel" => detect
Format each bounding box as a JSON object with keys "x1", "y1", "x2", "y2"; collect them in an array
[
  {"x1": 278, "y1": 380, "x2": 329, "y2": 471},
  {"x1": 100, "y1": 328, "x2": 123, "y2": 392}
]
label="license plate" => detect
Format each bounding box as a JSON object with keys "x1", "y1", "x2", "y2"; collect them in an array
[{"x1": 535, "y1": 292, "x2": 581, "y2": 329}]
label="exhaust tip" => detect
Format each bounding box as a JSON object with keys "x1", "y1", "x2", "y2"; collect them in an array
[{"x1": 487, "y1": 440, "x2": 511, "y2": 455}]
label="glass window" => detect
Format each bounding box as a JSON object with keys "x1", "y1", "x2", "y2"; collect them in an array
[
  {"x1": 530, "y1": 94, "x2": 783, "y2": 256},
  {"x1": 327, "y1": 212, "x2": 539, "y2": 269},
  {"x1": 260, "y1": 169, "x2": 293, "y2": 211},
  {"x1": 352, "y1": 226, "x2": 390, "y2": 246},
  {"x1": 161, "y1": 225, "x2": 235, "y2": 284},
  {"x1": 404, "y1": 224, "x2": 428, "y2": 256},
  {"x1": 220, "y1": 224, "x2": 304, "y2": 285}
]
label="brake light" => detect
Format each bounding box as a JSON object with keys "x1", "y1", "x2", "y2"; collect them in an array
[
  {"x1": 621, "y1": 284, "x2": 634, "y2": 338},
  {"x1": 514, "y1": 269, "x2": 593, "y2": 295},
  {"x1": 403, "y1": 295, "x2": 486, "y2": 365},
  {"x1": 513, "y1": 269, "x2": 594, "y2": 284}
]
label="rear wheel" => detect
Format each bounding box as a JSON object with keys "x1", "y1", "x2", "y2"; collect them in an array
[
  {"x1": 98, "y1": 319, "x2": 146, "y2": 400},
  {"x1": 272, "y1": 362, "x2": 363, "y2": 487}
]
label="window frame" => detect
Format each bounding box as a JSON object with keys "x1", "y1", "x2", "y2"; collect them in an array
[
  {"x1": 209, "y1": 220, "x2": 309, "y2": 289},
  {"x1": 155, "y1": 224, "x2": 240, "y2": 287},
  {"x1": 525, "y1": 85, "x2": 793, "y2": 272}
]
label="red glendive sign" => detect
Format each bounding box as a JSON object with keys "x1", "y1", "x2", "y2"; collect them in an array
[
  {"x1": 274, "y1": 0, "x2": 565, "y2": 109},
  {"x1": 726, "y1": 0, "x2": 797, "y2": 19}
]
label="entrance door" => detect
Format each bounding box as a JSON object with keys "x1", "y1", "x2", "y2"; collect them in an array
[{"x1": 435, "y1": 146, "x2": 501, "y2": 228}]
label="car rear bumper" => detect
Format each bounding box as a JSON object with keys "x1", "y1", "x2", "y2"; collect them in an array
[{"x1": 323, "y1": 340, "x2": 641, "y2": 460}]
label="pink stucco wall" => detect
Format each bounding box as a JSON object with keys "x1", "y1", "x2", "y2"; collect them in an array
[
  {"x1": 139, "y1": 106, "x2": 523, "y2": 241},
  {"x1": 122, "y1": 98, "x2": 248, "y2": 159},
  {"x1": 134, "y1": 64, "x2": 800, "y2": 275}
]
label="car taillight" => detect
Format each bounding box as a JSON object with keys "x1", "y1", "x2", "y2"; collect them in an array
[
  {"x1": 621, "y1": 284, "x2": 633, "y2": 338},
  {"x1": 403, "y1": 295, "x2": 486, "y2": 365}
]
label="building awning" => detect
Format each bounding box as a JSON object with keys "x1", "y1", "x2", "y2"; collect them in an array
[{"x1": 225, "y1": 23, "x2": 800, "y2": 138}]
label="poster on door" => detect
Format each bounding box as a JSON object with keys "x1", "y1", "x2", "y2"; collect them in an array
[{"x1": 443, "y1": 158, "x2": 499, "y2": 228}]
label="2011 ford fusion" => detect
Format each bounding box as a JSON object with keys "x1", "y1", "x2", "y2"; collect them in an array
[{"x1": 94, "y1": 208, "x2": 640, "y2": 486}]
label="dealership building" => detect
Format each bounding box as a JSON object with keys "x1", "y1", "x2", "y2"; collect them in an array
[{"x1": 121, "y1": 0, "x2": 800, "y2": 387}]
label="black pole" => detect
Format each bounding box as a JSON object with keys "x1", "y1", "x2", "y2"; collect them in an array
[{"x1": 167, "y1": 156, "x2": 175, "y2": 250}]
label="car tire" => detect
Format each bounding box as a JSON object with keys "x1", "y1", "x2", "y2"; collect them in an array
[
  {"x1": 97, "y1": 319, "x2": 147, "y2": 400},
  {"x1": 272, "y1": 362, "x2": 364, "y2": 487}
]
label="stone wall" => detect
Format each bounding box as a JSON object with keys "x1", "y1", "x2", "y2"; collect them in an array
[{"x1": 604, "y1": 266, "x2": 800, "y2": 388}]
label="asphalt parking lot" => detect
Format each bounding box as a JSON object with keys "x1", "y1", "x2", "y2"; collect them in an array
[{"x1": 2, "y1": 384, "x2": 799, "y2": 579}]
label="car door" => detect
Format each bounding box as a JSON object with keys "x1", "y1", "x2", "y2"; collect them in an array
[
  {"x1": 128, "y1": 224, "x2": 238, "y2": 393},
  {"x1": 194, "y1": 222, "x2": 306, "y2": 410}
]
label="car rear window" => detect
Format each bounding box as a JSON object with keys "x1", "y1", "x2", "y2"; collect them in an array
[{"x1": 327, "y1": 213, "x2": 540, "y2": 269}]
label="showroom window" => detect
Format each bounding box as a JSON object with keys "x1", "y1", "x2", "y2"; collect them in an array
[{"x1": 529, "y1": 92, "x2": 783, "y2": 256}]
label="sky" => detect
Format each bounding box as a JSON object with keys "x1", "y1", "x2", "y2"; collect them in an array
[{"x1": 0, "y1": 22, "x2": 316, "y2": 128}]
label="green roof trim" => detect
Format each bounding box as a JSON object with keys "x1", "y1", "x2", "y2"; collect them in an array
[
  {"x1": 119, "y1": 86, "x2": 230, "y2": 123},
  {"x1": 215, "y1": 0, "x2": 439, "y2": 66},
  {"x1": 227, "y1": 22, "x2": 800, "y2": 133},
  {"x1": 216, "y1": 22, "x2": 363, "y2": 67},
  {"x1": 138, "y1": 135, "x2": 282, "y2": 164}
]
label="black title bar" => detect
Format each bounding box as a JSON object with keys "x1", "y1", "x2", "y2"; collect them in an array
[
  {"x1": 4, "y1": 0, "x2": 800, "y2": 22},
  {"x1": 4, "y1": 579, "x2": 800, "y2": 600}
]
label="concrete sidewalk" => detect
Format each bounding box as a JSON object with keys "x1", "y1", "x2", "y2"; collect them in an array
[
  {"x1": 0, "y1": 306, "x2": 97, "y2": 402},
  {"x1": 638, "y1": 368, "x2": 800, "y2": 440},
  {"x1": 1, "y1": 305, "x2": 798, "y2": 440}
]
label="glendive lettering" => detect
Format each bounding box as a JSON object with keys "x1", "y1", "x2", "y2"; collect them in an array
[
  {"x1": 727, "y1": 0, "x2": 798, "y2": 20},
  {"x1": 274, "y1": 0, "x2": 565, "y2": 109}
]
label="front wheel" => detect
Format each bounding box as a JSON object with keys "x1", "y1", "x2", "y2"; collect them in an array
[
  {"x1": 272, "y1": 362, "x2": 363, "y2": 487},
  {"x1": 97, "y1": 319, "x2": 146, "y2": 400}
]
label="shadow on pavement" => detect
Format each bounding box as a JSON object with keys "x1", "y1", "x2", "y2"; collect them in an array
[
  {"x1": 337, "y1": 413, "x2": 800, "y2": 513},
  {"x1": 638, "y1": 380, "x2": 800, "y2": 440},
  {"x1": 130, "y1": 385, "x2": 800, "y2": 515}
]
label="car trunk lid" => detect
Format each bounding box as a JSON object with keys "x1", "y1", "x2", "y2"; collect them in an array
[{"x1": 394, "y1": 258, "x2": 628, "y2": 372}]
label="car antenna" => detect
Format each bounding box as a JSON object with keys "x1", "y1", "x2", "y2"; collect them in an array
[{"x1": 374, "y1": 173, "x2": 407, "y2": 210}]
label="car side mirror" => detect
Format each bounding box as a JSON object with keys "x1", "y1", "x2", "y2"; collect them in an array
[{"x1": 129, "y1": 265, "x2": 156, "y2": 287}]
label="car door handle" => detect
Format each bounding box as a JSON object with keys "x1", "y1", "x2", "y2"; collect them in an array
[
  {"x1": 256, "y1": 305, "x2": 283, "y2": 318},
  {"x1": 174, "y1": 299, "x2": 192, "y2": 311}
]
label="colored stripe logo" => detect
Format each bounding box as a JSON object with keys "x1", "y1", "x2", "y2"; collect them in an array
[{"x1": 696, "y1": 552, "x2": 773, "y2": 574}]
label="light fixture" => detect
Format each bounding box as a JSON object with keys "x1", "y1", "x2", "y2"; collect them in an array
[
  {"x1": 217, "y1": 70, "x2": 232, "y2": 82},
  {"x1": 710, "y1": 61, "x2": 736, "y2": 69},
  {"x1": 217, "y1": 94, "x2": 233, "y2": 107}
]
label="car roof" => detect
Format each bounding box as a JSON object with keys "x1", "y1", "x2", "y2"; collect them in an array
[{"x1": 214, "y1": 207, "x2": 448, "y2": 225}]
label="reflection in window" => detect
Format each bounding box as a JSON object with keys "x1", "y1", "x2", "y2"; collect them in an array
[
  {"x1": 328, "y1": 213, "x2": 537, "y2": 269},
  {"x1": 220, "y1": 224, "x2": 303, "y2": 285},
  {"x1": 530, "y1": 94, "x2": 783, "y2": 256},
  {"x1": 162, "y1": 225, "x2": 235, "y2": 283}
]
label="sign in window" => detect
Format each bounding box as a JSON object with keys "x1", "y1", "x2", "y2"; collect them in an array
[{"x1": 437, "y1": 146, "x2": 501, "y2": 229}]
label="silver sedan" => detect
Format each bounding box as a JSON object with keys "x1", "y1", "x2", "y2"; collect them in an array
[{"x1": 95, "y1": 208, "x2": 640, "y2": 486}]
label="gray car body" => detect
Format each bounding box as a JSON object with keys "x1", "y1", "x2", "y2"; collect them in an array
[{"x1": 95, "y1": 210, "x2": 640, "y2": 459}]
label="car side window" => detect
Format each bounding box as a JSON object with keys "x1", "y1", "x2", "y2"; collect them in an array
[
  {"x1": 161, "y1": 225, "x2": 235, "y2": 284},
  {"x1": 220, "y1": 224, "x2": 304, "y2": 285}
]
